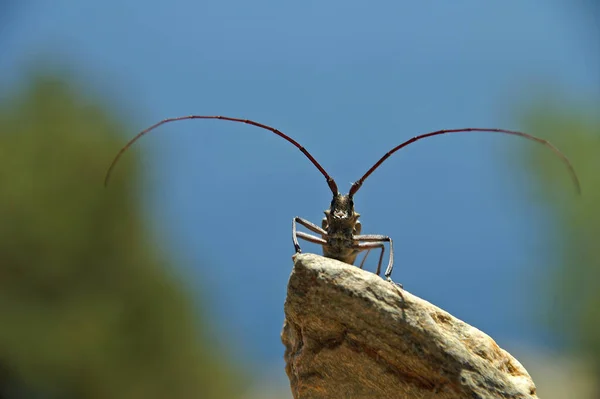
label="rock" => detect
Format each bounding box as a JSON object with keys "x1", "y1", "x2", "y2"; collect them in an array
[{"x1": 281, "y1": 253, "x2": 537, "y2": 399}]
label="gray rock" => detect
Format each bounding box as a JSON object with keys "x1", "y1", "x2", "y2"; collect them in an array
[{"x1": 281, "y1": 253, "x2": 537, "y2": 399}]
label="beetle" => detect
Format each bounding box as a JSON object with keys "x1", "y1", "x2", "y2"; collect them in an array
[{"x1": 105, "y1": 115, "x2": 580, "y2": 285}]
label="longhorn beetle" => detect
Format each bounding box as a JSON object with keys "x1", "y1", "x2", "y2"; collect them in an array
[{"x1": 105, "y1": 116, "x2": 581, "y2": 285}]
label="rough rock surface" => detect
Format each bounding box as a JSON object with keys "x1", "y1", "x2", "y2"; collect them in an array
[{"x1": 281, "y1": 253, "x2": 537, "y2": 399}]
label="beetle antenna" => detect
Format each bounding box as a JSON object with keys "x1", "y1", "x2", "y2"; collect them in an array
[
  {"x1": 104, "y1": 115, "x2": 338, "y2": 195},
  {"x1": 349, "y1": 127, "x2": 581, "y2": 196}
]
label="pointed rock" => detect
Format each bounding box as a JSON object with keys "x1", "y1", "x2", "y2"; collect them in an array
[{"x1": 281, "y1": 253, "x2": 537, "y2": 399}]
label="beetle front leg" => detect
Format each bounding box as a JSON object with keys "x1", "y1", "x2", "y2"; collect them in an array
[
  {"x1": 353, "y1": 241, "x2": 385, "y2": 275},
  {"x1": 293, "y1": 217, "x2": 327, "y2": 253},
  {"x1": 353, "y1": 234, "x2": 397, "y2": 285}
]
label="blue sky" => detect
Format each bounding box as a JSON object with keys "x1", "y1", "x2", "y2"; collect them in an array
[{"x1": 2, "y1": 0, "x2": 598, "y2": 376}]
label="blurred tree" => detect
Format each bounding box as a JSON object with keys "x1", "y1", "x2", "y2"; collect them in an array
[
  {"x1": 516, "y1": 99, "x2": 600, "y2": 382},
  {"x1": 0, "y1": 73, "x2": 244, "y2": 399}
]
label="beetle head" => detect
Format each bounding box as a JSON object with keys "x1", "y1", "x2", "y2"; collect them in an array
[{"x1": 324, "y1": 193, "x2": 360, "y2": 224}]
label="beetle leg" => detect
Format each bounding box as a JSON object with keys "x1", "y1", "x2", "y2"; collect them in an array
[
  {"x1": 354, "y1": 241, "x2": 386, "y2": 275},
  {"x1": 358, "y1": 248, "x2": 372, "y2": 269},
  {"x1": 293, "y1": 217, "x2": 327, "y2": 253},
  {"x1": 353, "y1": 234, "x2": 398, "y2": 286}
]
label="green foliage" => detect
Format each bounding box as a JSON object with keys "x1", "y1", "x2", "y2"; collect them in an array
[
  {"x1": 517, "y1": 99, "x2": 600, "y2": 371},
  {"x1": 0, "y1": 74, "x2": 243, "y2": 398}
]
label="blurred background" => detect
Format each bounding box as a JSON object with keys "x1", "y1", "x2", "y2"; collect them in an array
[{"x1": 0, "y1": 1, "x2": 598, "y2": 398}]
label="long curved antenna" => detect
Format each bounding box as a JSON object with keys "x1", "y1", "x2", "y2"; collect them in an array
[
  {"x1": 349, "y1": 128, "x2": 581, "y2": 196},
  {"x1": 104, "y1": 115, "x2": 339, "y2": 194}
]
